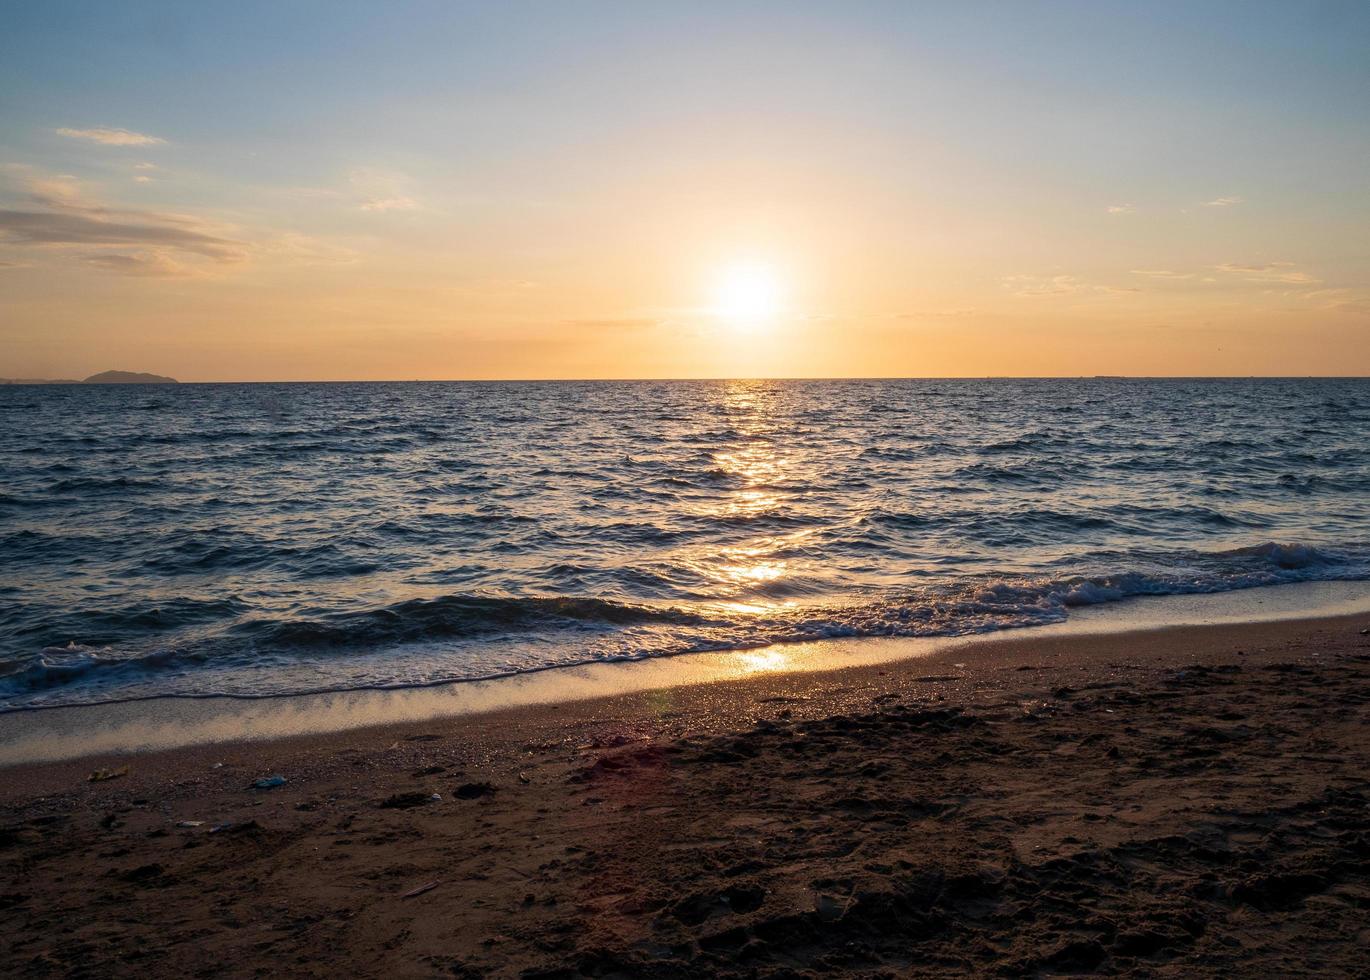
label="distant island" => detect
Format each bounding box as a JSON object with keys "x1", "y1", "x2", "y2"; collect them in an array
[
  {"x1": 1, "y1": 370, "x2": 178, "y2": 385},
  {"x1": 82, "y1": 370, "x2": 179, "y2": 384}
]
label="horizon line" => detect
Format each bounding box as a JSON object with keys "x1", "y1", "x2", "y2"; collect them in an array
[{"x1": 6, "y1": 375, "x2": 1370, "y2": 385}]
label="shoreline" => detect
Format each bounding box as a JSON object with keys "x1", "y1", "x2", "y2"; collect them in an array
[
  {"x1": 5, "y1": 604, "x2": 1368, "y2": 795},
  {"x1": 3, "y1": 607, "x2": 1368, "y2": 975},
  {"x1": 4, "y1": 578, "x2": 1370, "y2": 768}
]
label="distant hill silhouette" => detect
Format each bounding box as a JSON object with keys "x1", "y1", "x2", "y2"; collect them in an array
[
  {"x1": 82, "y1": 370, "x2": 178, "y2": 384},
  {"x1": 1, "y1": 370, "x2": 178, "y2": 385}
]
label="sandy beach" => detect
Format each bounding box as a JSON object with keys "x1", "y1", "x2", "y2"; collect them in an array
[{"x1": 4, "y1": 611, "x2": 1369, "y2": 977}]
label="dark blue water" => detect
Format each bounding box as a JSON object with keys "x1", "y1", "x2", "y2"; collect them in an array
[{"x1": 2, "y1": 378, "x2": 1368, "y2": 709}]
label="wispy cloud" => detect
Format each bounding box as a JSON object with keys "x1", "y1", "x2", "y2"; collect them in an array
[
  {"x1": 1130, "y1": 269, "x2": 1194, "y2": 280},
  {"x1": 0, "y1": 171, "x2": 247, "y2": 276},
  {"x1": 0, "y1": 208, "x2": 245, "y2": 263},
  {"x1": 1, "y1": 208, "x2": 246, "y2": 265},
  {"x1": 1201, "y1": 195, "x2": 1244, "y2": 208},
  {"x1": 894, "y1": 308, "x2": 978, "y2": 319},
  {"x1": 55, "y1": 127, "x2": 165, "y2": 146},
  {"x1": 359, "y1": 196, "x2": 418, "y2": 212},
  {"x1": 1004, "y1": 274, "x2": 1083, "y2": 296},
  {"x1": 1215, "y1": 261, "x2": 1318, "y2": 285},
  {"x1": 563, "y1": 316, "x2": 661, "y2": 330},
  {"x1": 1106, "y1": 204, "x2": 1136, "y2": 214},
  {"x1": 349, "y1": 168, "x2": 421, "y2": 213},
  {"x1": 81, "y1": 251, "x2": 193, "y2": 277},
  {"x1": 1002, "y1": 274, "x2": 1139, "y2": 297},
  {"x1": 1302, "y1": 289, "x2": 1370, "y2": 316},
  {"x1": 259, "y1": 232, "x2": 358, "y2": 265}
]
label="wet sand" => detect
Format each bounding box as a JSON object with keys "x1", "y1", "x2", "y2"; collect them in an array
[{"x1": 3, "y1": 613, "x2": 1370, "y2": 977}]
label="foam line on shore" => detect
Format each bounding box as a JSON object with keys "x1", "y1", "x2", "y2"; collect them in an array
[{"x1": 2, "y1": 579, "x2": 1369, "y2": 766}]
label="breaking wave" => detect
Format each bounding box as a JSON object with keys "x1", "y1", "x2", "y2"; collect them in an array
[{"x1": 1, "y1": 539, "x2": 1365, "y2": 709}]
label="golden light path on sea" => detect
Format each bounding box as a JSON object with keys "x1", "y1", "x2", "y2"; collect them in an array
[{"x1": 695, "y1": 383, "x2": 804, "y2": 618}]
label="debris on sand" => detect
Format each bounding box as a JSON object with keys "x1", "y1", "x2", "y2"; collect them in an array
[{"x1": 87, "y1": 766, "x2": 128, "y2": 783}]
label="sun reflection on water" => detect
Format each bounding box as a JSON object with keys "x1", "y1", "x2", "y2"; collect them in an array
[{"x1": 686, "y1": 382, "x2": 807, "y2": 598}]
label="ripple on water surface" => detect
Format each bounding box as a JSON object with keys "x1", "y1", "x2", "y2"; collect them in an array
[{"x1": 1, "y1": 378, "x2": 1368, "y2": 708}]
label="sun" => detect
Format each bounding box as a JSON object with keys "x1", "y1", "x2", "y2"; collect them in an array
[{"x1": 711, "y1": 261, "x2": 784, "y2": 324}]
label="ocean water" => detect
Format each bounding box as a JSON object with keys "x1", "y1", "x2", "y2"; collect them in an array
[{"x1": 1, "y1": 378, "x2": 1368, "y2": 711}]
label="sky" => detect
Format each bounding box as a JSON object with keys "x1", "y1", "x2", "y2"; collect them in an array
[{"x1": 1, "y1": 1, "x2": 1368, "y2": 380}]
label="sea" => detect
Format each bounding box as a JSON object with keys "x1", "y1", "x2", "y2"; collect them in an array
[{"x1": 1, "y1": 378, "x2": 1367, "y2": 711}]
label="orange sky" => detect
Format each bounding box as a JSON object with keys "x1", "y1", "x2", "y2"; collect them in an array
[{"x1": 2, "y1": 3, "x2": 1368, "y2": 379}]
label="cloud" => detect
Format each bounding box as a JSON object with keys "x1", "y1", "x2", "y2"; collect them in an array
[
  {"x1": 25, "y1": 174, "x2": 85, "y2": 208},
  {"x1": 359, "y1": 196, "x2": 418, "y2": 212},
  {"x1": 259, "y1": 232, "x2": 358, "y2": 264},
  {"x1": 349, "y1": 168, "x2": 421, "y2": 213},
  {"x1": 0, "y1": 171, "x2": 248, "y2": 276},
  {"x1": 80, "y1": 251, "x2": 193, "y2": 277},
  {"x1": 1106, "y1": 204, "x2": 1136, "y2": 214},
  {"x1": 1299, "y1": 288, "x2": 1370, "y2": 316},
  {"x1": 1003, "y1": 274, "x2": 1083, "y2": 296},
  {"x1": 1215, "y1": 261, "x2": 1319, "y2": 285},
  {"x1": 0, "y1": 208, "x2": 246, "y2": 262},
  {"x1": 1002, "y1": 274, "x2": 1139, "y2": 297},
  {"x1": 55, "y1": 127, "x2": 165, "y2": 146},
  {"x1": 1202, "y1": 195, "x2": 1244, "y2": 207},
  {"x1": 563, "y1": 317, "x2": 661, "y2": 330},
  {"x1": 894, "y1": 308, "x2": 978, "y2": 319},
  {"x1": 1130, "y1": 269, "x2": 1194, "y2": 280},
  {"x1": 1133, "y1": 261, "x2": 1320, "y2": 288}
]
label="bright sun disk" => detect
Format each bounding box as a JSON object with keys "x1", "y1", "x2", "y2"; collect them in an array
[{"x1": 712, "y1": 261, "x2": 784, "y2": 323}]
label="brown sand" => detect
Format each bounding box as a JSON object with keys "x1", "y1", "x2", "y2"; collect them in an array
[{"x1": 3, "y1": 614, "x2": 1370, "y2": 977}]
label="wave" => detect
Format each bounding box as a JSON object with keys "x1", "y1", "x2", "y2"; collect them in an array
[
  {"x1": 1, "y1": 539, "x2": 1364, "y2": 710},
  {"x1": 6, "y1": 596, "x2": 250, "y2": 651},
  {"x1": 232, "y1": 594, "x2": 709, "y2": 649},
  {"x1": 1223, "y1": 541, "x2": 1331, "y2": 569}
]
